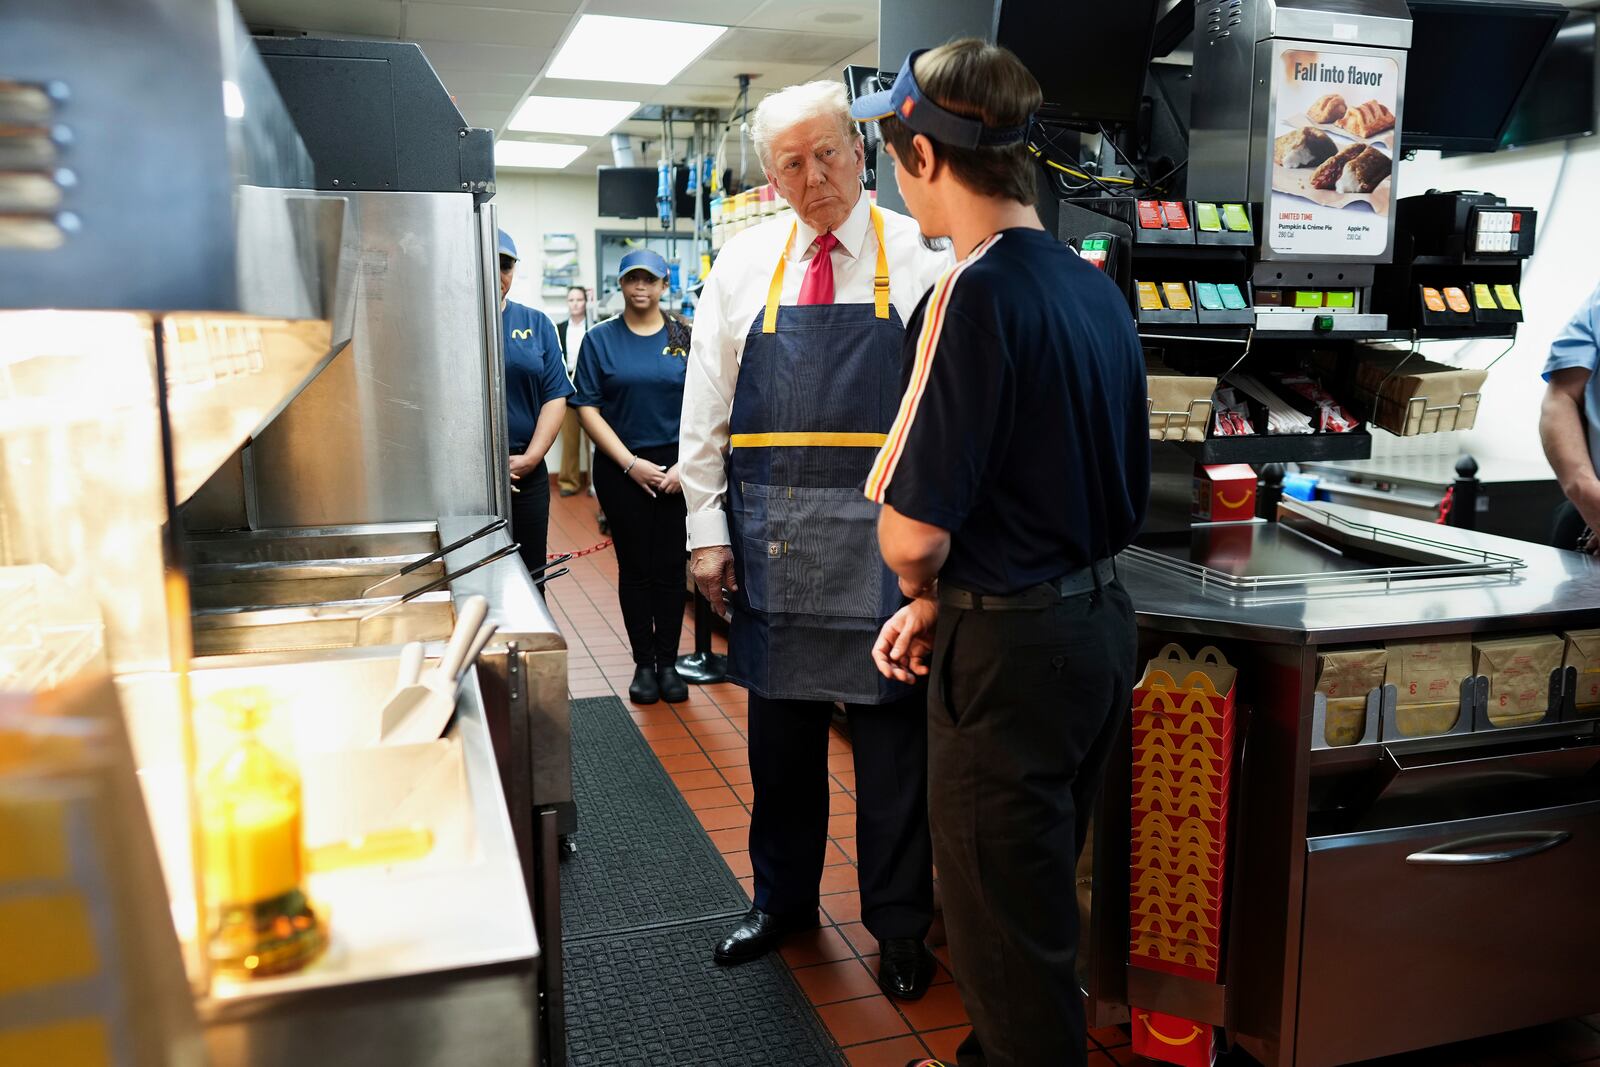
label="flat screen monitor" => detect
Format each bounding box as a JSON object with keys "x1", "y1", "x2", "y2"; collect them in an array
[
  {"x1": 1500, "y1": 12, "x2": 1597, "y2": 149},
  {"x1": 1401, "y1": 0, "x2": 1567, "y2": 153},
  {"x1": 597, "y1": 166, "x2": 656, "y2": 219},
  {"x1": 995, "y1": 0, "x2": 1163, "y2": 129}
]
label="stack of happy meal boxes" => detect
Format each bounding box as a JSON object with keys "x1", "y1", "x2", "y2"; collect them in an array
[{"x1": 1128, "y1": 644, "x2": 1238, "y2": 1067}]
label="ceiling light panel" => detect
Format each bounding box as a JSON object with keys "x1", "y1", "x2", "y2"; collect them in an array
[
  {"x1": 545, "y1": 15, "x2": 728, "y2": 85},
  {"x1": 508, "y1": 95, "x2": 641, "y2": 136},
  {"x1": 495, "y1": 140, "x2": 589, "y2": 169}
]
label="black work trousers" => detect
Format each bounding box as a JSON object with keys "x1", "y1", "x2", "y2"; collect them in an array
[
  {"x1": 930, "y1": 578, "x2": 1137, "y2": 1067},
  {"x1": 748, "y1": 689, "x2": 933, "y2": 941},
  {"x1": 509, "y1": 459, "x2": 550, "y2": 583},
  {"x1": 591, "y1": 444, "x2": 687, "y2": 668}
]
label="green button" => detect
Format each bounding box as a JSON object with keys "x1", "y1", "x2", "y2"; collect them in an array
[
  {"x1": 1294, "y1": 291, "x2": 1324, "y2": 308},
  {"x1": 1315, "y1": 315, "x2": 1335, "y2": 332},
  {"x1": 1222, "y1": 204, "x2": 1251, "y2": 232},
  {"x1": 1324, "y1": 290, "x2": 1355, "y2": 309},
  {"x1": 1084, "y1": 238, "x2": 1108, "y2": 251}
]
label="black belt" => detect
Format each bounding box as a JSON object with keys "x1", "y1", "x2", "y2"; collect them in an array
[{"x1": 939, "y1": 558, "x2": 1116, "y2": 612}]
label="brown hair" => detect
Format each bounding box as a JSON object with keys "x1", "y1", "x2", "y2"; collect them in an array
[{"x1": 876, "y1": 39, "x2": 1042, "y2": 205}]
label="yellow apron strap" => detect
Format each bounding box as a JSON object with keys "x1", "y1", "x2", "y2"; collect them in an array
[
  {"x1": 870, "y1": 205, "x2": 890, "y2": 320},
  {"x1": 761, "y1": 222, "x2": 796, "y2": 334},
  {"x1": 761, "y1": 207, "x2": 891, "y2": 332}
]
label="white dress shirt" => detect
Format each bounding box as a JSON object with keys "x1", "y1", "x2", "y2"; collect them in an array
[
  {"x1": 563, "y1": 315, "x2": 587, "y2": 378},
  {"x1": 680, "y1": 190, "x2": 954, "y2": 549}
]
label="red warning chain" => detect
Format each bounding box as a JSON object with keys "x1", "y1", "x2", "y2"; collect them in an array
[{"x1": 550, "y1": 539, "x2": 613, "y2": 561}]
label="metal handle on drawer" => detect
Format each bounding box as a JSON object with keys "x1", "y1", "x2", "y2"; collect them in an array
[{"x1": 1405, "y1": 831, "x2": 1571, "y2": 866}]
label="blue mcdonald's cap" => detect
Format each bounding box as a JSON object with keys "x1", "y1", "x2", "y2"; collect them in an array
[
  {"x1": 618, "y1": 249, "x2": 669, "y2": 279},
  {"x1": 849, "y1": 49, "x2": 1031, "y2": 149},
  {"x1": 498, "y1": 229, "x2": 519, "y2": 261}
]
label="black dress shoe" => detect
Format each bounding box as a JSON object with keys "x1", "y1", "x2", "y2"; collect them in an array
[
  {"x1": 657, "y1": 664, "x2": 689, "y2": 703},
  {"x1": 878, "y1": 938, "x2": 937, "y2": 1000},
  {"x1": 628, "y1": 665, "x2": 659, "y2": 705},
  {"x1": 712, "y1": 906, "x2": 819, "y2": 965}
]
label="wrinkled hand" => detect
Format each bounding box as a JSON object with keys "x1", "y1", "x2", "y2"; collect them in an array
[
  {"x1": 690, "y1": 545, "x2": 737, "y2": 617},
  {"x1": 627, "y1": 457, "x2": 667, "y2": 497},
  {"x1": 509, "y1": 453, "x2": 539, "y2": 481},
  {"x1": 873, "y1": 598, "x2": 939, "y2": 683},
  {"x1": 658, "y1": 464, "x2": 683, "y2": 495}
]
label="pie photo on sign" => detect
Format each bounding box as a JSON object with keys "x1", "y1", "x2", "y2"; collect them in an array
[
  {"x1": 1335, "y1": 146, "x2": 1392, "y2": 193},
  {"x1": 1339, "y1": 99, "x2": 1396, "y2": 139},
  {"x1": 1310, "y1": 143, "x2": 1366, "y2": 190},
  {"x1": 1274, "y1": 127, "x2": 1338, "y2": 168},
  {"x1": 1306, "y1": 93, "x2": 1348, "y2": 124}
]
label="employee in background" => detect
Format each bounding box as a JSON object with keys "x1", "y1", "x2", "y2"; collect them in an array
[
  {"x1": 1540, "y1": 282, "x2": 1600, "y2": 552},
  {"x1": 574, "y1": 250, "x2": 691, "y2": 706},
  {"x1": 855, "y1": 41, "x2": 1148, "y2": 1067},
  {"x1": 557, "y1": 284, "x2": 592, "y2": 498},
  {"x1": 499, "y1": 230, "x2": 572, "y2": 580},
  {"x1": 680, "y1": 79, "x2": 950, "y2": 998}
]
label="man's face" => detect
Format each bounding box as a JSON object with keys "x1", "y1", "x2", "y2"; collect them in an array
[
  {"x1": 499, "y1": 255, "x2": 515, "y2": 300},
  {"x1": 566, "y1": 288, "x2": 587, "y2": 319},
  {"x1": 621, "y1": 269, "x2": 665, "y2": 311},
  {"x1": 884, "y1": 136, "x2": 948, "y2": 240},
  {"x1": 764, "y1": 114, "x2": 865, "y2": 235}
]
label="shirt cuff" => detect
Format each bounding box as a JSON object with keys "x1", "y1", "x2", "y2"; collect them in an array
[{"x1": 686, "y1": 510, "x2": 731, "y2": 550}]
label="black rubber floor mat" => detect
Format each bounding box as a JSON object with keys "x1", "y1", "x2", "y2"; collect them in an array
[
  {"x1": 565, "y1": 918, "x2": 844, "y2": 1066},
  {"x1": 563, "y1": 696, "x2": 750, "y2": 941}
]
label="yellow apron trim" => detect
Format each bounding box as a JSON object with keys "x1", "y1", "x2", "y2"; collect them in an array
[
  {"x1": 761, "y1": 205, "x2": 892, "y2": 334},
  {"x1": 730, "y1": 432, "x2": 888, "y2": 449}
]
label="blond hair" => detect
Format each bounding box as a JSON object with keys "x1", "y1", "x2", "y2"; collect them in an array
[{"x1": 748, "y1": 80, "x2": 862, "y2": 170}]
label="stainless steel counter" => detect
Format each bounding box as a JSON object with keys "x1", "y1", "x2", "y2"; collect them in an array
[{"x1": 1120, "y1": 501, "x2": 1600, "y2": 644}]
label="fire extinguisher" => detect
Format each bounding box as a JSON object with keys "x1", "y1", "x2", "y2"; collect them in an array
[{"x1": 656, "y1": 158, "x2": 672, "y2": 227}]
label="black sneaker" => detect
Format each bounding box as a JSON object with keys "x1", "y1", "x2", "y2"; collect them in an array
[
  {"x1": 628, "y1": 664, "x2": 660, "y2": 705},
  {"x1": 657, "y1": 664, "x2": 689, "y2": 704}
]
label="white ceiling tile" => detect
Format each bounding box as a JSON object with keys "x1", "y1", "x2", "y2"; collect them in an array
[
  {"x1": 402, "y1": 4, "x2": 570, "y2": 47},
  {"x1": 410, "y1": 38, "x2": 550, "y2": 73},
  {"x1": 533, "y1": 77, "x2": 669, "y2": 101},
  {"x1": 678, "y1": 58, "x2": 842, "y2": 88},
  {"x1": 704, "y1": 27, "x2": 873, "y2": 65},
  {"x1": 582, "y1": 0, "x2": 764, "y2": 24},
  {"x1": 414, "y1": 0, "x2": 582, "y2": 10},
  {"x1": 239, "y1": 0, "x2": 404, "y2": 37},
  {"x1": 450, "y1": 91, "x2": 526, "y2": 113},
  {"x1": 741, "y1": 0, "x2": 876, "y2": 34},
  {"x1": 433, "y1": 68, "x2": 539, "y2": 96}
]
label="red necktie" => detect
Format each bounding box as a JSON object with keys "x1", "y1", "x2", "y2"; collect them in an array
[{"x1": 797, "y1": 232, "x2": 839, "y2": 306}]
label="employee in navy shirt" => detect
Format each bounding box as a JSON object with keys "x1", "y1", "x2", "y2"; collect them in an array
[
  {"x1": 854, "y1": 41, "x2": 1149, "y2": 1067},
  {"x1": 573, "y1": 250, "x2": 692, "y2": 705},
  {"x1": 499, "y1": 230, "x2": 573, "y2": 581}
]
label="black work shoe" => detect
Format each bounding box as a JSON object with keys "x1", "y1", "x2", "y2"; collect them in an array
[
  {"x1": 628, "y1": 665, "x2": 659, "y2": 705},
  {"x1": 877, "y1": 938, "x2": 937, "y2": 1001},
  {"x1": 657, "y1": 664, "x2": 689, "y2": 704},
  {"x1": 712, "y1": 906, "x2": 820, "y2": 965}
]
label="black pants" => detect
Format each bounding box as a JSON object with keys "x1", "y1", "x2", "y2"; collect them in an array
[
  {"x1": 930, "y1": 578, "x2": 1136, "y2": 1067},
  {"x1": 509, "y1": 459, "x2": 550, "y2": 583},
  {"x1": 592, "y1": 444, "x2": 687, "y2": 667},
  {"x1": 748, "y1": 689, "x2": 933, "y2": 941}
]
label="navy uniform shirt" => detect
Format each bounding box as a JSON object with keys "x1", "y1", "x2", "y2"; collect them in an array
[
  {"x1": 503, "y1": 300, "x2": 574, "y2": 451},
  {"x1": 865, "y1": 227, "x2": 1150, "y2": 596},
  {"x1": 571, "y1": 317, "x2": 689, "y2": 452}
]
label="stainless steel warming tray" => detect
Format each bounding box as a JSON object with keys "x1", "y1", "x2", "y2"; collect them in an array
[{"x1": 1121, "y1": 501, "x2": 1526, "y2": 603}]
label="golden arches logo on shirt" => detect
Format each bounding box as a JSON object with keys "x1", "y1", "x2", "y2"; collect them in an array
[
  {"x1": 662, "y1": 344, "x2": 688, "y2": 359},
  {"x1": 510, "y1": 328, "x2": 534, "y2": 340}
]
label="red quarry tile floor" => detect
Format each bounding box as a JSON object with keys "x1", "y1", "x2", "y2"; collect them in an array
[{"x1": 545, "y1": 480, "x2": 1600, "y2": 1066}]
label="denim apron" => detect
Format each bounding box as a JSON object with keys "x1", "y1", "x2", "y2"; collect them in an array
[{"x1": 727, "y1": 206, "x2": 908, "y2": 705}]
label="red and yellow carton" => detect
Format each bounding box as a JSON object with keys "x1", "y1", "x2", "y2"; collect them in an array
[{"x1": 1132, "y1": 1008, "x2": 1217, "y2": 1067}]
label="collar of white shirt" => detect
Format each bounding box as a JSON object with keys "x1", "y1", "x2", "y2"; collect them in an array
[{"x1": 791, "y1": 188, "x2": 872, "y2": 264}]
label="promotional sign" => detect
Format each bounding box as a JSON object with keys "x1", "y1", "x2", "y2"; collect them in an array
[{"x1": 1267, "y1": 45, "x2": 1400, "y2": 258}]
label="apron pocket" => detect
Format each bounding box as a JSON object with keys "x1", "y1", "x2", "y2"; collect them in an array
[
  {"x1": 739, "y1": 535, "x2": 783, "y2": 614},
  {"x1": 773, "y1": 487, "x2": 897, "y2": 620}
]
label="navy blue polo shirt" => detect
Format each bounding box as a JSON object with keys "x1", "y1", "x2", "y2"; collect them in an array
[
  {"x1": 503, "y1": 300, "x2": 573, "y2": 451},
  {"x1": 865, "y1": 227, "x2": 1150, "y2": 596},
  {"x1": 570, "y1": 317, "x2": 688, "y2": 452}
]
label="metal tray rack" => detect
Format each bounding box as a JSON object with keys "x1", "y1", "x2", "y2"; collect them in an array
[{"x1": 1122, "y1": 502, "x2": 1526, "y2": 603}]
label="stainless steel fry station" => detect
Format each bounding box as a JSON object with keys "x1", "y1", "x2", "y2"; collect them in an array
[{"x1": 1, "y1": 2, "x2": 570, "y2": 1063}]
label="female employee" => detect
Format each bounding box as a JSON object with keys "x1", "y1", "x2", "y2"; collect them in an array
[
  {"x1": 499, "y1": 230, "x2": 573, "y2": 579},
  {"x1": 573, "y1": 249, "x2": 691, "y2": 705}
]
